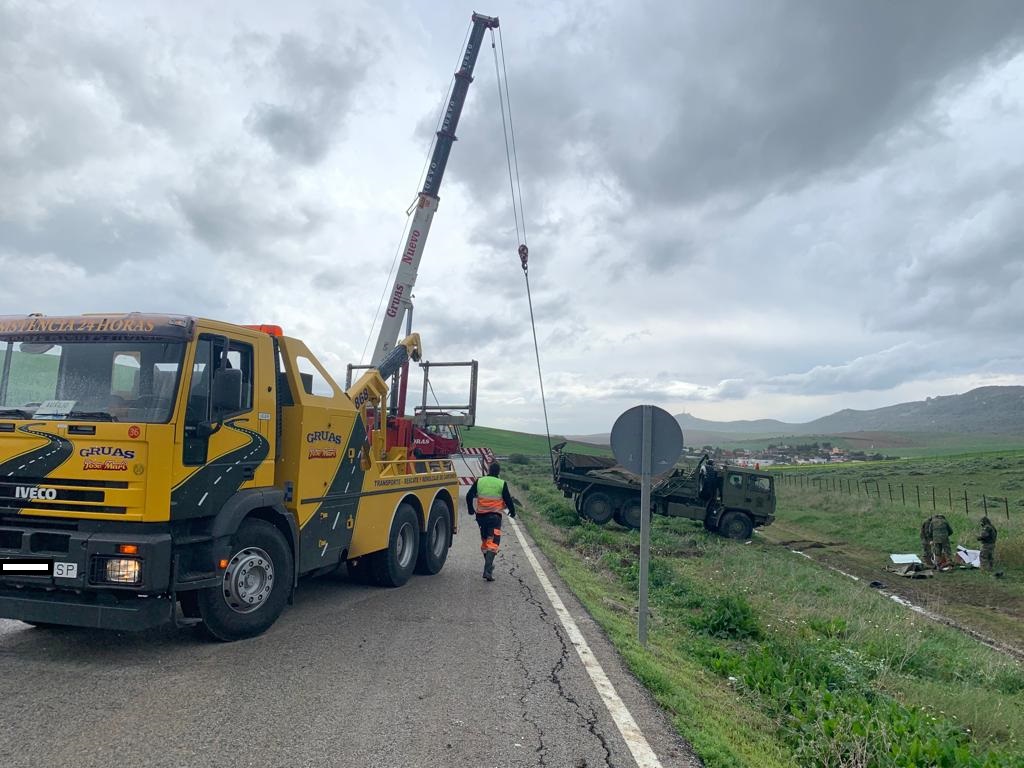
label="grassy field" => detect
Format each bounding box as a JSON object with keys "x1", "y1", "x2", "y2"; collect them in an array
[
  {"x1": 505, "y1": 457, "x2": 1024, "y2": 767},
  {"x1": 760, "y1": 454, "x2": 1024, "y2": 658},
  {"x1": 459, "y1": 424, "x2": 610, "y2": 457},
  {"x1": 716, "y1": 432, "x2": 1024, "y2": 458}
]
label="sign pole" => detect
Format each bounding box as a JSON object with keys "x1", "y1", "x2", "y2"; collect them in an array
[{"x1": 639, "y1": 404, "x2": 652, "y2": 646}]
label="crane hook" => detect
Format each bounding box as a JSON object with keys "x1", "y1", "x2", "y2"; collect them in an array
[{"x1": 518, "y1": 244, "x2": 529, "y2": 272}]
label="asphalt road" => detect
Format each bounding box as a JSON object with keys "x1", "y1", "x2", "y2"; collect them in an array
[{"x1": 0, "y1": 490, "x2": 699, "y2": 768}]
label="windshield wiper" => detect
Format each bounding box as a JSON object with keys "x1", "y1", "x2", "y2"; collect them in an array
[
  {"x1": 68, "y1": 411, "x2": 118, "y2": 422},
  {"x1": 0, "y1": 408, "x2": 32, "y2": 419}
]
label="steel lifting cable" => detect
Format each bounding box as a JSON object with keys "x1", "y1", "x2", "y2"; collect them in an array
[{"x1": 490, "y1": 29, "x2": 556, "y2": 479}]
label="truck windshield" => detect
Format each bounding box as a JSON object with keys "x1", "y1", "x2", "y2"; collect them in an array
[{"x1": 0, "y1": 340, "x2": 186, "y2": 423}]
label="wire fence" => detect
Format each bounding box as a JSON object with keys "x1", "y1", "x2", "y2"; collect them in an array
[{"x1": 776, "y1": 472, "x2": 1013, "y2": 521}]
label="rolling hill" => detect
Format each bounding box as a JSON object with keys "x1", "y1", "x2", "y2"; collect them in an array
[{"x1": 568, "y1": 386, "x2": 1024, "y2": 446}]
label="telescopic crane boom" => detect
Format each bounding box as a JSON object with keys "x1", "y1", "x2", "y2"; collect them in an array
[{"x1": 369, "y1": 12, "x2": 499, "y2": 367}]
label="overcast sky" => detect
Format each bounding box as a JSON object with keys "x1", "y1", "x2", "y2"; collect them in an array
[{"x1": 3, "y1": 0, "x2": 1024, "y2": 435}]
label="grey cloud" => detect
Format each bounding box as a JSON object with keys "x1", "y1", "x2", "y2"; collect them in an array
[
  {"x1": 245, "y1": 32, "x2": 371, "y2": 164},
  {"x1": 763, "y1": 343, "x2": 945, "y2": 395},
  {"x1": 449, "y1": 0, "x2": 1024, "y2": 210},
  {"x1": 171, "y1": 151, "x2": 327, "y2": 256},
  {"x1": 0, "y1": 201, "x2": 178, "y2": 275}
]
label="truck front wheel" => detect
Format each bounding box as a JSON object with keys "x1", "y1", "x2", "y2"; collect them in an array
[
  {"x1": 198, "y1": 519, "x2": 293, "y2": 642},
  {"x1": 718, "y1": 510, "x2": 754, "y2": 540}
]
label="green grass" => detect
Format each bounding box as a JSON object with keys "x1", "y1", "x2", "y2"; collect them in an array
[
  {"x1": 460, "y1": 424, "x2": 610, "y2": 457},
  {"x1": 770, "y1": 452, "x2": 1024, "y2": 573},
  {"x1": 506, "y1": 458, "x2": 1024, "y2": 768}
]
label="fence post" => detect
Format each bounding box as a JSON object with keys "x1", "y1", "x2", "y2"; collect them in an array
[
  {"x1": 888, "y1": 483, "x2": 893, "y2": 502},
  {"x1": 963, "y1": 489, "x2": 969, "y2": 516},
  {"x1": 901, "y1": 484, "x2": 905, "y2": 505},
  {"x1": 916, "y1": 485, "x2": 920, "y2": 507},
  {"x1": 983, "y1": 495, "x2": 988, "y2": 516},
  {"x1": 948, "y1": 488, "x2": 952, "y2": 511},
  {"x1": 1006, "y1": 497, "x2": 1010, "y2": 522},
  {"x1": 931, "y1": 486, "x2": 936, "y2": 511}
]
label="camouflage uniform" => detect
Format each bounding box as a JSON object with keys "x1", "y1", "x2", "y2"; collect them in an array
[
  {"x1": 930, "y1": 514, "x2": 953, "y2": 569},
  {"x1": 919, "y1": 517, "x2": 934, "y2": 568},
  {"x1": 977, "y1": 516, "x2": 997, "y2": 572}
]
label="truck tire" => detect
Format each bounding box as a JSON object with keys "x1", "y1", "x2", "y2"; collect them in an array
[
  {"x1": 198, "y1": 518, "x2": 293, "y2": 642},
  {"x1": 370, "y1": 503, "x2": 420, "y2": 587},
  {"x1": 415, "y1": 498, "x2": 452, "y2": 575},
  {"x1": 718, "y1": 510, "x2": 754, "y2": 540},
  {"x1": 581, "y1": 491, "x2": 615, "y2": 525},
  {"x1": 618, "y1": 499, "x2": 644, "y2": 530}
]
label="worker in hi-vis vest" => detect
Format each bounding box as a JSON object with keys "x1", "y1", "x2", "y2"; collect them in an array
[{"x1": 466, "y1": 461, "x2": 516, "y2": 581}]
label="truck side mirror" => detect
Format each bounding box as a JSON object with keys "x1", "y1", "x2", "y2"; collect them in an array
[{"x1": 212, "y1": 368, "x2": 243, "y2": 414}]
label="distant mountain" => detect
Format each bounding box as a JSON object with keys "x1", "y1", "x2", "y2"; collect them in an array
[{"x1": 567, "y1": 386, "x2": 1024, "y2": 444}]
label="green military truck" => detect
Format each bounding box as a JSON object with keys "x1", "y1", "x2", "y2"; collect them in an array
[{"x1": 552, "y1": 443, "x2": 776, "y2": 539}]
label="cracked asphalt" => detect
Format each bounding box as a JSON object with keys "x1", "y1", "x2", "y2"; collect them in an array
[{"x1": 0, "y1": 490, "x2": 700, "y2": 768}]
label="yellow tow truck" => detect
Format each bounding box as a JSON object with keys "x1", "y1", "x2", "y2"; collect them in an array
[{"x1": 0, "y1": 313, "x2": 458, "y2": 640}]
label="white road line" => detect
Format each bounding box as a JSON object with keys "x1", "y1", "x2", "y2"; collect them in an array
[
  {"x1": 226, "y1": 467, "x2": 232, "y2": 473},
  {"x1": 320, "y1": 541, "x2": 328, "y2": 557},
  {"x1": 198, "y1": 492, "x2": 209, "y2": 506},
  {"x1": 509, "y1": 519, "x2": 664, "y2": 768},
  {"x1": 344, "y1": 482, "x2": 350, "y2": 493},
  {"x1": 18, "y1": 465, "x2": 25, "y2": 470},
  {"x1": 332, "y1": 511, "x2": 340, "y2": 530},
  {"x1": 214, "y1": 476, "x2": 222, "y2": 485}
]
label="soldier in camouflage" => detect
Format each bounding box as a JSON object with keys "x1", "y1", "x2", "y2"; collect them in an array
[
  {"x1": 930, "y1": 514, "x2": 953, "y2": 570},
  {"x1": 977, "y1": 516, "x2": 997, "y2": 572},
  {"x1": 919, "y1": 517, "x2": 934, "y2": 568}
]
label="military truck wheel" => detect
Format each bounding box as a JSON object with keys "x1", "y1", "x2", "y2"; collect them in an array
[
  {"x1": 718, "y1": 510, "x2": 754, "y2": 540},
  {"x1": 581, "y1": 491, "x2": 615, "y2": 525},
  {"x1": 198, "y1": 519, "x2": 293, "y2": 642},
  {"x1": 371, "y1": 503, "x2": 420, "y2": 587},
  {"x1": 619, "y1": 499, "x2": 643, "y2": 530},
  {"x1": 415, "y1": 498, "x2": 452, "y2": 575}
]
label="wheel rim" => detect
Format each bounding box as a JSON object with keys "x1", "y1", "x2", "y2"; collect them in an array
[
  {"x1": 429, "y1": 515, "x2": 448, "y2": 558},
  {"x1": 585, "y1": 496, "x2": 612, "y2": 522},
  {"x1": 723, "y1": 516, "x2": 748, "y2": 538},
  {"x1": 396, "y1": 521, "x2": 416, "y2": 569},
  {"x1": 222, "y1": 546, "x2": 275, "y2": 614}
]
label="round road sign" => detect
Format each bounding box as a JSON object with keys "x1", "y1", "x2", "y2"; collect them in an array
[{"x1": 610, "y1": 405, "x2": 683, "y2": 476}]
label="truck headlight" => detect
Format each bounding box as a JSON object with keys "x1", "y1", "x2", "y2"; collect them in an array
[{"x1": 103, "y1": 558, "x2": 142, "y2": 585}]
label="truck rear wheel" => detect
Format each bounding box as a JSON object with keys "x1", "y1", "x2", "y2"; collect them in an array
[
  {"x1": 618, "y1": 499, "x2": 643, "y2": 530},
  {"x1": 581, "y1": 491, "x2": 615, "y2": 525},
  {"x1": 371, "y1": 503, "x2": 420, "y2": 587},
  {"x1": 415, "y1": 498, "x2": 452, "y2": 575},
  {"x1": 718, "y1": 510, "x2": 754, "y2": 540},
  {"x1": 198, "y1": 519, "x2": 293, "y2": 642}
]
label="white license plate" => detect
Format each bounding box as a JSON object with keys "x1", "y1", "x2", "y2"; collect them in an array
[{"x1": 54, "y1": 561, "x2": 78, "y2": 578}]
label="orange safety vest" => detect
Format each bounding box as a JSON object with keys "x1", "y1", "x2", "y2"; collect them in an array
[{"x1": 475, "y1": 475, "x2": 507, "y2": 514}]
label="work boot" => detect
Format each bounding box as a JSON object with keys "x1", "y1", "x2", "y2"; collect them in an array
[{"x1": 483, "y1": 551, "x2": 496, "y2": 581}]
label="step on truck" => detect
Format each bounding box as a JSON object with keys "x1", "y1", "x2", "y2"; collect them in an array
[
  {"x1": 552, "y1": 443, "x2": 775, "y2": 539},
  {"x1": 0, "y1": 314, "x2": 458, "y2": 640}
]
